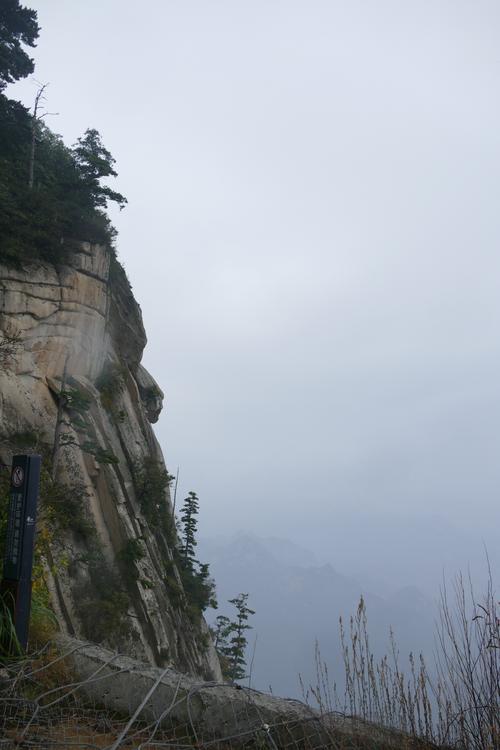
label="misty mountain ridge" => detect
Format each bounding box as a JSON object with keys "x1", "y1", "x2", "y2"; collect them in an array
[{"x1": 199, "y1": 533, "x2": 437, "y2": 698}]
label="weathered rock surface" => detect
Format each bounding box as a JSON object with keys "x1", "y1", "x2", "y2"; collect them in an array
[
  {"x1": 0, "y1": 244, "x2": 221, "y2": 681},
  {"x1": 62, "y1": 636, "x2": 440, "y2": 749}
]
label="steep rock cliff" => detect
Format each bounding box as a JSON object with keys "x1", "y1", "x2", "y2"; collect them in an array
[{"x1": 0, "y1": 243, "x2": 221, "y2": 681}]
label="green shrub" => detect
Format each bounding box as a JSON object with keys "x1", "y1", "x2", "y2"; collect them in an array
[
  {"x1": 80, "y1": 441, "x2": 118, "y2": 465},
  {"x1": 63, "y1": 383, "x2": 92, "y2": 413},
  {"x1": 95, "y1": 363, "x2": 126, "y2": 414},
  {"x1": 42, "y1": 478, "x2": 94, "y2": 541},
  {"x1": 133, "y1": 457, "x2": 175, "y2": 543},
  {"x1": 177, "y1": 560, "x2": 217, "y2": 617},
  {"x1": 72, "y1": 542, "x2": 133, "y2": 646},
  {"x1": 118, "y1": 537, "x2": 145, "y2": 583}
]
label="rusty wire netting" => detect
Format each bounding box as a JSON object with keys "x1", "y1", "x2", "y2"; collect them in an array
[{"x1": 0, "y1": 640, "x2": 433, "y2": 750}]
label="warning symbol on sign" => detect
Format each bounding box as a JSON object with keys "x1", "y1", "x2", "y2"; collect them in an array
[{"x1": 12, "y1": 466, "x2": 24, "y2": 488}]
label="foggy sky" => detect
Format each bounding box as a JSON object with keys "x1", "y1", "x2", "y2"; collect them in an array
[{"x1": 13, "y1": 1, "x2": 500, "y2": 593}]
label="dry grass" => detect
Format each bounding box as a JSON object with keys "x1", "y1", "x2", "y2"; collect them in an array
[{"x1": 301, "y1": 568, "x2": 499, "y2": 750}]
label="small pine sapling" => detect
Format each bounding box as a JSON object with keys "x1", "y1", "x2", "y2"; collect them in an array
[{"x1": 214, "y1": 593, "x2": 255, "y2": 682}]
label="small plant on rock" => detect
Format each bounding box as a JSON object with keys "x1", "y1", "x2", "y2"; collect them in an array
[{"x1": 213, "y1": 593, "x2": 255, "y2": 682}]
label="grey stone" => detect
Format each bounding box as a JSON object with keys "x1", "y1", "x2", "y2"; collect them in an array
[
  {"x1": 0, "y1": 245, "x2": 221, "y2": 681},
  {"x1": 62, "y1": 637, "x2": 437, "y2": 749}
]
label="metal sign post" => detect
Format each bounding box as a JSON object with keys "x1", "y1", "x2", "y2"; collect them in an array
[{"x1": 1, "y1": 454, "x2": 41, "y2": 651}]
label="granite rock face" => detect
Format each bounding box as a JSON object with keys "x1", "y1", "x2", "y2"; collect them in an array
[
  {"x1": 0, "y1": 244, "x2": 221, "y2": 681},
  {"x1": 60, "y1": 637, "x2": 438, "y2": 750}
]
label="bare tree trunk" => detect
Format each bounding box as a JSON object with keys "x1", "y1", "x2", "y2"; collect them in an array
[
  {"x1": 28, "y1": 85, "x2": 45, "y2": 190},
  {"x1": 28, "y1": 84, "x2": 57, "y2": 190},
  {"x1": 28, "y1": 119, "x2": 36, "y2": 190}
]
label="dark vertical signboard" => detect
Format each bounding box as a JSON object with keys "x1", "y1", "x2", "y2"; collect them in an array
[{"x1": 1, "y1": 454, "x2": 41, "y2": 651}]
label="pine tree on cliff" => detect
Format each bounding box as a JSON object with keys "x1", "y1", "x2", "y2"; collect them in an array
[
  {"x1": 0, "y1": 3, "x2": 127, "y2": 262},
  {"x1": 224, "y1": 593, "x2": 255, "y2": 682},
  {"x1": 0, "y1": 0, "x2": 40, "y2": 91},
  {"x1": 180, "y1": 491, "x2": 199, "y2": 569},
  {"x1": 175, "y1": 491, "x2": 217, "y2": 613},
  {"x1": 72, "y1": 129, "x2": 127, "y2": 210}
]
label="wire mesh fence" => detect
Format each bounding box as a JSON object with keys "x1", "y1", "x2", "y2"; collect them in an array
[{"x1": 0, "y1": 639, "x2": 437, "y2": 750}]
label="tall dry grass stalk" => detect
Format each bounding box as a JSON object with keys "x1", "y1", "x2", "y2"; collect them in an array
[{"x1": 302, "y1": 569, "x2": 499, "y2": 749}]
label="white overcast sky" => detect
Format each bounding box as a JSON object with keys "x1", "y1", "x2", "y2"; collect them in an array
[{"x1": 13, "y1": 1, "x2": 500, "y2": 593}]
